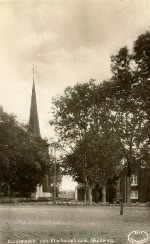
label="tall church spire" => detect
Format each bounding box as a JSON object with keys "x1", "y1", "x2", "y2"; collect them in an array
[{"x1": 29, "y1": 67, "x2": 40, "y2": 136}]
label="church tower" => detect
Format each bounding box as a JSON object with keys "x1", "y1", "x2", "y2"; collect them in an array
[
  {"x1": 29, "y1": 69, "x2": 51, "y2": 194},
  {"x1": 29, "y1": 80, "x2": 41, "y2": 136}
]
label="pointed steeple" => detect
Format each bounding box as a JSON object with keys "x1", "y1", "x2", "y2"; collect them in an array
[{"x1": 29, "y1": 74, "x2": 40, "y2": 136}]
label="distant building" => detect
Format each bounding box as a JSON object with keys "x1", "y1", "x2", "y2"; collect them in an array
[
  {"x1": 120, "y1": 168, "x2": 150, "y2": 203},
  {"x1": 75, "y1": 168, "x2": 150, "y2": 203}
]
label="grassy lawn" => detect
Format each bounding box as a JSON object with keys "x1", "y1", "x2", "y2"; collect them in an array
[{"x1": 0, "y1": 204, "x2": 149, "y2": 244}]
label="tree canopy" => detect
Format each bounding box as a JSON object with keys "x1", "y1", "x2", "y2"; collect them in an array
[
  {"x1": 0, "y1": 111, "x2": 52, "y2": 196},
  {"x1": 50, "y1": 31, "x2": 150, "y2": 204}
]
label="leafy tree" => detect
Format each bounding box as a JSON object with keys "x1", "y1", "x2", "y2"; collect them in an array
[
  {"x1": 51, "y1": 31, "x2": 150, "y2": 205},
  {"x1": 62, "y1": 129, "x2": 122, "y2": 204},
  {"x1": 133, "y1": 31, "x2": 150, "y2": 80},
  {"x1": 51, "y1": 80, "x2": 97, "y2": 144},
  {"x1": 132, "y1": 32, "x2": 150, "y2": 141},
  {"x1": 110, "y1": 38, "x2": 150, "y2": 203},
  {"x1": 0, "y1": 110, "x2": 52, "y2": 196},
  {"x1": 51, "y1": 80, "x2": 122, "y2": 204}
]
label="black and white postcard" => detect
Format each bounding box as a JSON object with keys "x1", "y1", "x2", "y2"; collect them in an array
[{"x1": 0, "y1": 1, "x2": 150, "y2": 244}]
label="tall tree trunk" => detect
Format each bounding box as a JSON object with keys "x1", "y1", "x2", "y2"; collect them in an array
[
  {"x1": 115, "y1": 179, "x2": 121, "y2": 203},
  {"x1": 0, "y1": 182, "x2": 2, "y2": 193},
  {"x1": 3, "y1": 169, "x2": 18, "y2": 193},
  {"x1": 84, "y1": 187, "x2": 87, "y2": 204},
  {"x1": 7, "y1": 184, "x2": 10, "y2": 197},
  {"x1": 126, "y1": 177, "x2": 131, "y2": 204},
  {"x1": 102, "y1": 184, "x2": 106, "y2": 204},
  {"x1": 88, "y1": 187, "x2": 92, "y2": 206}
]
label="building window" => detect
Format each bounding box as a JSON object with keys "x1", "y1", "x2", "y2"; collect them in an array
[
  {"x1": 131, "y1": 191, "x2": 138, "y2": 199},
  {"x1": 131, "y1": 175, "x2": 138, "y2": 186}
]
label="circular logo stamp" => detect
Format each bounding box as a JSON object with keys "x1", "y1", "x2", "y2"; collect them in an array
[{"x1": 128, "y1": 231, "x2": 149, "y2": 244}]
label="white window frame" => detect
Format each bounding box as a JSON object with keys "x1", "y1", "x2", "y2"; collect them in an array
[
  {"x1": 131, "y1": 190, "x2": 138, "y2": 199},
  {"x1": 131, "y1": 174, "x2": 138, "y2": 186}
]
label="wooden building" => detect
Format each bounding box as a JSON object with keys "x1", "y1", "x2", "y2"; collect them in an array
[
  {"x1": 120, "y1": 168, "x2": 150, "y2": 203},
  {"x1": 75, "y1": 168, "x2": 150, "y2": 203}
]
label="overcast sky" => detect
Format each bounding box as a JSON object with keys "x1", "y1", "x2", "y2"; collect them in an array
[{"x1": 0, "y1": 0, "x2": 150, "y2": 190}]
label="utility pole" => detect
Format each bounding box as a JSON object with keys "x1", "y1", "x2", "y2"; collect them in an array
[
  {"x1": 53, "y1": 144, "x2": 57, "y2": 205},
  {"x1": 120, "y1": 199, "x2": 123, "y2": 215},
  {"x1": 49, "y1": 140, "x2": 58, "y2": 205}
]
